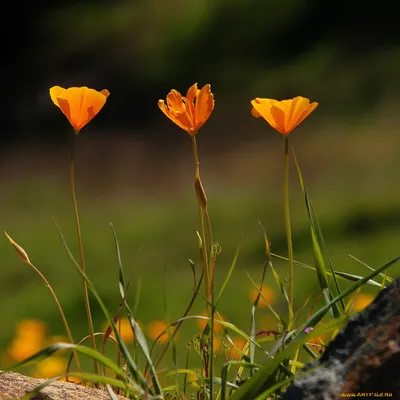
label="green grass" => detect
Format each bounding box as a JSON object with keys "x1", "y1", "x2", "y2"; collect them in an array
[
  {"x1": 1, "y1": 174, "x2": 399, "y2": 349},
  {"x1": 1, "y1": 122, "x2": 400, "y2": 397}
]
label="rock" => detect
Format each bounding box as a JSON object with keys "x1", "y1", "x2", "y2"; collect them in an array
[
  {"x1": 0, "y1": 370, "x2": 130, "y2": 400},
  {"x1": 283, "y1": 277, "x2": 400, "y2": 400}
]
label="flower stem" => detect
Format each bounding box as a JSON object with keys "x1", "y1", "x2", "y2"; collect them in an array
[
  {"x1": 191, "y1": 135, "x2": 209, "y2": 307},
  {"x1": 191, "y1": 135, "x2": 215, "y2": 398},
  {"x1": 70, "y1": 132, "x2": 98, "y2": 374},
  {"x1": 283, "y1": 136, "x2": 294, "y2": 329},
  {"x1": 27, "y1": 260, "x2": 81, "y2": 371}
]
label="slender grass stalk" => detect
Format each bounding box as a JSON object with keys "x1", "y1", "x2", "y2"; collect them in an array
[
  {"x1": 4, "y1": 232, "x2": 81, "y2": 371},
  {"x1": 70, "y1": 131, "x2": 98, "y2": 374},
  {"x1": 283, "y1": 136, "x2": 294, "y2": 329}
]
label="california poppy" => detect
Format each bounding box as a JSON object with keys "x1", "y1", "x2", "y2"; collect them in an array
[
  {"x1": 251, "y1": 96, "x2": 318, "y2": 135},
  {"x1": 158, "y1": 83, "x2": 214, "y2": 135},
  {"x1": 50, "y1": 86, "x2": 110, "y2": 133},
  {"x1": 147, "y1": 320, "x2": 175, "y2": 344}
]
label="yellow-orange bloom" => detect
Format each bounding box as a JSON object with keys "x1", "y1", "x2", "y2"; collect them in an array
[
  {"x1": 8, "y1": 337, "x2": 44, "y2": 362},
  {"x1": 353, "y1": 293, "x2": 374, "y2": 311},
  {"x1": 16, "y1": 319, "x2": 46, "y2": 340},
  {"x1": 158, "y1": 83, "x2": 214, "y2": 135},
  {"x1": 6, "y1": 319, "x2": 47, "y2": 362},
  {"x1": 33, "y1": 356, "x2": 66, "y2": 378},
  {"x1": 50, "y1": 86, "x2": 110, "y2": 133},
  {"x1": 196, "y1": 311, "x2": 226, "y2": 333},
  {"x1": 251, "y1": 96, "x2": 318, "y2": 135},
  {"x1": 147, "y1": 320, "x2": 175, "y2": 344},
  {"x1": 103, "y1": 318, "x2": 139, "y2": 343},
  {"x1": 249, "y1": 285, "x2": 276, "y2": 308}
]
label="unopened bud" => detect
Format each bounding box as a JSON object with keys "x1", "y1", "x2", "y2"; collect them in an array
[
  {"x1": 194, "y1": 177, "x2": 207, "y2": 209},
  {"x1": 4, "y1": 231, "x2": 31, "y2": 265}
]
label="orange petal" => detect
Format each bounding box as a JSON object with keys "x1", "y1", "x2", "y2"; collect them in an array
[
  {"x1": 270, "y1": 105, "x2": 287, "y2": 134},
  {"x1": 158, "y1": 99, "x2": 192, "y2": 133},
  {"x1": 170, "y1": 104, "x2": 194, "y2": 134},
  {"x1": 251, "y1": 97, "x2": 318, "y2": 135},
  {"x1": 186, "y1": 83, "x2": 199, "y2": 104},
  {"x1": 55, "y1": 87, "x2": 109, "y2": 131},
  {"x1": 289, "y1": 97, "x2": 318, "y2": 131},
  {"x1": 166, "y1": 90, "x2": 185, "y2": 113},
  {"x1": 251, "y1": 98, "x2": 280, "y2": 132},
  {"x1": 251, "y1": 106, "x2": 262, "y2": 118},
  {"x1": 194, "y1": 84, "x2": 214, "y2": 132},
  {"x1": 101, "y1": 89, "x2": 111, "y2": 98},
  {"x1": 49, "y1": 86, "x2": 67, "y2": 109}
]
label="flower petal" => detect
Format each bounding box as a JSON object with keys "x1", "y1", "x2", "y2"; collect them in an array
[
  {"x1": 251, "y1": 106, "x2": 262, "y2": 118},
  {"x1": 49, "y1": 86, "x2": 66, "y2": 109},
  {"x1": 251, "y1": 97, "x2": 318, "y2": 135},
  {"x1": 194, "y1": 84, "x2": 214, "y2": 132},
  {"x1": 186, "y1": 83, "x2": 199, "y2": 104},
  {"x1": 50, "y1": 86, "x2": 109, "y2": 131},
  {"x1": 251, "y1": 98, "x2": 280, "y2": 132},
  {"x1": 270, "y1": 106, "x2": 287, "y2": 134},
  {"x1": 166, "y1": 90, "x2": 185, "y2": 112},
  {"x1": 289, "y1": 97, "x2": 318, "y2": 131},
  {"x1": 158, "y1": 99, "x2": 192, "y2": 133}
]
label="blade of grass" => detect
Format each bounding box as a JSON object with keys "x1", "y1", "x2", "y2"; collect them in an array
[
  {"x1": 220, "y1": 361, "x2": 260, "y2": 400},
  {"x1": 272, "y1": 252, "x2": 383, "y2": 287},
  {"x1": 214, "y1": 243, "x2": 240, "y2": 309},
  {"x1": 291, "y1": 151, "x2": 342, "y2": 317},
  {"x1": 231, "y1": 255, "x2": 400, "y2": 399},
  {"x1": 151, "y1": 268, "x2": 204, "y2": 371},
  {"x1": 293, "y1": 254, "x2": 400, "y2": 343},
  {"x1": 110, "y1": 223, "x2": 163, "y2": 396},
  {"x1": 54, "y1": 223, "x2": 153, "y2": 395},
  {"x1": 349, "y1": 254, "x2": 394, "y2": 284},
  {"x1": 106, "y1": 384, "x2": 120, "y2": 400},
  {"x1": 248, "y1": 262, "x2": 266, "y2": 375},
  {"x1": 4, "y1": 343, "x2": 127, "y2": 383},
  {"x1": 258, "y1": 222, "x2": 289, "y2": 327}
]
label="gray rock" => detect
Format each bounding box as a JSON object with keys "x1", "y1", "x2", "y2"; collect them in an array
[{"x1": 283, "y1": 277, "x2": 400, "y2": 400}]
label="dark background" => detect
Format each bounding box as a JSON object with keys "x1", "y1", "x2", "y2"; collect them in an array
[{"x1": 3, "y1": 0, "x2": 400, "y2": 144}]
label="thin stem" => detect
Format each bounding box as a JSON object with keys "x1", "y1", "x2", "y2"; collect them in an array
[
  {"x1": 284, "y1": 136, "x2": 294, "y2": 329},
  {"x1": 191, "y1": 135, "x2": 215, "y2": 399},
  {"x1": 70, "y1": 132, "x2": 98, "y2": 374},
  {"x1": 204, "y1": 209, "x2": 215, "y2": 399},
  {"x1": 191, "y1": 135, "x2": 209, "y2": 306},
  {"x1": 205, "y1": 209, "x2": 214, "y2": 296},
  {"x1": 209, "y1": 278, "x2": 215, "y2": 400},
  {"x1": 27, "y1": 260, "x2": 81, "y2": 371}
]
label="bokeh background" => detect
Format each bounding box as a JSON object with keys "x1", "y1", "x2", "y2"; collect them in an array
[{"x1": 2, "y1": 0, "x2": 400, "y2": 374}]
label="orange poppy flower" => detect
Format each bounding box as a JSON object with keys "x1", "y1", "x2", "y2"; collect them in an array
[
  {"x1": 353, "y1": 293, "x2": 374, "y2": 311},
  {"x1": 251, "y1": 96, "x2": 318, "y2": 135},
  {"x1": 249, "y1": 285, "x2": 276, "y2": 308},
  {"x1": 196, "y1": 311, "x2": 226, "y2": 333},
  {"x1": 102, "y1": 317, "x2": 140, "y2": 343},
  {"x1": 50, "y1": 86, "x2": 110, "y2": 133},
  {"x1": 158, "y1": 83, "x2": 214, "y2": 135},
  {"x1": 147, "y1": 320, "x2": 176, "y2": 344}
]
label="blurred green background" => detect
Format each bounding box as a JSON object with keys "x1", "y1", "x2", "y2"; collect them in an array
[{"x1": 1, "y1": 0, "x2": 400, "y2": 372}]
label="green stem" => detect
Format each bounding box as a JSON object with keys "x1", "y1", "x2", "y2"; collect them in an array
[
  {"x1": 209, "y1": 279, "x2": 215, "y2": 400},
  {"x1": 28, "y1": 260, "x2": 81, "y2": 371},
  {"x1": 70, "y1": 132, "x2": 98, "y2": 374},
  {"x1": 191, "y1": 135, "x2": 209, "y2": 307},
  {"x1": 191, "y1": 135, "x2": 215, "y2": 398},
  {"x1": 283, "y1": 136, "x2": 294, "y2": 329}
]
